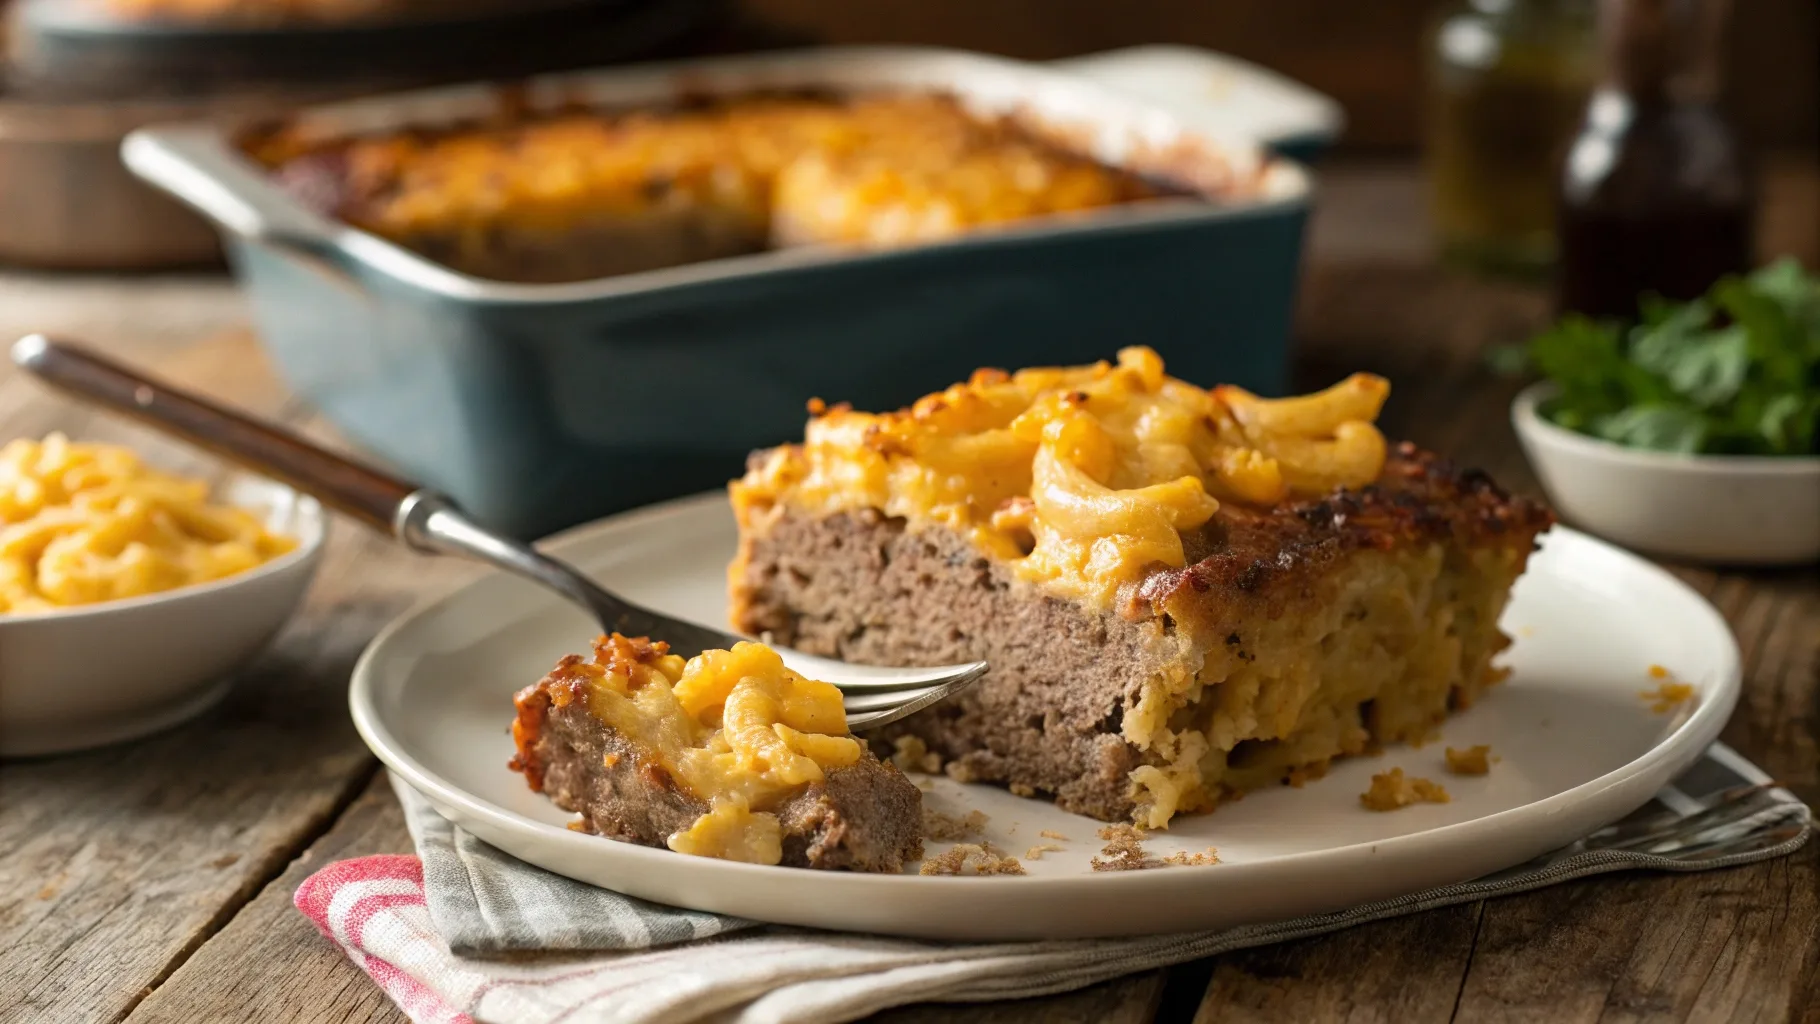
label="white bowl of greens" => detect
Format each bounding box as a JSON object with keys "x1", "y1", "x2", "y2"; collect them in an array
[{"x1": 1509, "y1": 258, "x2": 1820, "y2": 565}]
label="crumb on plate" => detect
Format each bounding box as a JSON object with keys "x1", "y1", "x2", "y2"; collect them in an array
[
  {"x1": 1024, "y1": 843, "x2": 1063, "y2": 860},
  {"x1": 1444, "y1": 745, "x2": 1492, "y2": 775},
  {"x1": 1089, "y1": 824, "x2": 1219, "y2": 870},
  {"x1": 1091, "y1": 823, "x2": 1162, "y2": 871},
  {"x1": 919, "y1": 843, "x2": 1025, "y2": 876},
  {"x1": 921, "y1": 807, "x2": 988, "y2": 841},
  {"x1": 1360, "y1": 768, "x2": 1451, "y2": 811},
  {"x1": 1039, "y1": 829, "x2": 1069, "y2": 841},
  {"x1": 943, "y1": 760, "x2": 981, "y2": 784},
  {"x1": 1285, "y1": 762, "x2": 1329, "y2": 788},
  {"x1": 891, "y1": 735, "x2": 944, "y2": 774},
  {"x1": 1641, "y1": 675, "x2": 1696, "y2": 713},
  {"x1": 1407, "y1": 726, "x2": 1441, "y2": 750}
]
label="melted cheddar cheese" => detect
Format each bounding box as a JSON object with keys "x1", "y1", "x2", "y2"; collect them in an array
[
  {"x1": 1, "y1": 434, "x2": 297, "y2": 615},
  {"x1": 733, "y1": 347, "x2": 1390, "y2": 607},
  {"x1": 577, "y1": 636, "x2": 861, "y2": 864}
]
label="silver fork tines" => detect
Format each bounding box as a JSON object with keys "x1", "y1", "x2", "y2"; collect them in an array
[{"x1": 398, "y1": 492, "x2": 988, "y2": 732}]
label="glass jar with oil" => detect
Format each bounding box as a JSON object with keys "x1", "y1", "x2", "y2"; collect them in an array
[{"x1": 1426, "y1": 0, "x2": 1597, "y2": 276}]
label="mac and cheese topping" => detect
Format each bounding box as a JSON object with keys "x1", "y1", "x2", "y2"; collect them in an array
[
  {"x1": 733, "y1": 347, "x2": 1390, "y2": 607},
  {"x1": 549, "y1": 634, "x2": 863, "y2": 864},
  {"x1": 0, "y1": 434, "x2": 298, "y2": 615}
]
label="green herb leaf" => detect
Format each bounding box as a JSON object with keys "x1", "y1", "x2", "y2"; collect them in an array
[
  {"x1": 1668, "y1": 325, "x2": 1750, "y2": 408},
  {"x1": 1514, "y1": 258, "x2": 1820, "y2": 457},
  {"x1": 1590, "y1": 404, "x2": 1708, "y2": 453},
  {"x1": 1758, "y1": 392, "x2": 1820, "y2": 455}
]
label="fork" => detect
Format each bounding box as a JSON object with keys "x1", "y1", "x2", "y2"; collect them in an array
[{"x1": 10, "y1": 334, "x2": 987, "y2": 730}]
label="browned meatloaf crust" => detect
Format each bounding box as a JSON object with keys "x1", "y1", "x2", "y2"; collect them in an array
[
  {"x1": 510, "y1": 657, "x2": 924, "y2": 872},
  {"x1": 731, "y1": 443, "x2": 1553, "y2": 824}
]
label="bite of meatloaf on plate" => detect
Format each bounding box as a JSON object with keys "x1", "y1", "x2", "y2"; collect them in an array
[
  {"x1": 729, "y1": 347, "x2": 1552, "y2": 828},
  {"x1": 510, "y1": 633, "x2": 923, "y2": 871}
]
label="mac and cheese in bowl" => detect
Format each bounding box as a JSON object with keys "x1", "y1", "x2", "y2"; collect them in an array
[{"x1": 0, "y1": 434, "x2": 299, "y2": 615}]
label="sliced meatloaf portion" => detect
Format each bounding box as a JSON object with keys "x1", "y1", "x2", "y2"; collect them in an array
[{"x1": 730, "y1": 443, "x2": 1552, "y2": 826}]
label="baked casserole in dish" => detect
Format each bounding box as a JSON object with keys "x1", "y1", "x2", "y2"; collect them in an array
[
  {"x1": 125, "y1": 48, "x2": 1312, "y2": 538},
  {"x1": 243, "y1": 92, "x2": 1227, "y2": 284}
]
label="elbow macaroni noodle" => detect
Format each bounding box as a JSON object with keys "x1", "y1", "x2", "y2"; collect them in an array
[
  {"x1": 734, "y1": 347, "x2": 1390, "y2": 606},
  {"x1": 0, "y1": 434, "x2": 298, "y2": 615}
]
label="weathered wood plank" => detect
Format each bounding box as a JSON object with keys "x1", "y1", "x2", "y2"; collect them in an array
[
  {"x1": 1191, "y1": 907, "x2": 1481, "y2": 1024},
  {"x1": 0, "y1": 273, "x2": 245, "y2": 355},
  {"x1": 1708, "y1": 571, "x2": 1820, "y2": 807},
  {"x1": 123, "y1": 774, "x2": 411, "y2": 1024},
  {"x1": 1447, "y1": 846, "x2": 1819, "y2": 1023}
]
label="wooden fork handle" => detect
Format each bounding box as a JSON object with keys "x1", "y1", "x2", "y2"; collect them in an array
[{"x1": 10, "y1": 333, "x2": 420, "y2": 534}]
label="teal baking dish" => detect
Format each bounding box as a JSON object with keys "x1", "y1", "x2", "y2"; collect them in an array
[{"x1": 123, "y1": 47, "x2": 1313, "y2": 539}]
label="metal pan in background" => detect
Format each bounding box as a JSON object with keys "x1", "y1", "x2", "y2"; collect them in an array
[{"x1": 127, "y1": 46, "x2": 1315, "y2": 539}]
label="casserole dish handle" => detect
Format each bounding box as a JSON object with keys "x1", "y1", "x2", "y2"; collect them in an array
[
  {"x1": 121, "y1": 127, "x2": 360, "y2": 282},
  {"x1": 1049, "y1": 45, "x2": 1344, "y2": 162}
]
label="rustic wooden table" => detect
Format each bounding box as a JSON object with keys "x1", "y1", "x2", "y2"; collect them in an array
[{"x1": 2, "y1": 161, "x2": 1816, "y2": 1024}]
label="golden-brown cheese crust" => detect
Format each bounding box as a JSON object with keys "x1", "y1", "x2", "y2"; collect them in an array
[
  {"x1": 244, "y1": 94, "x2": 1176, "y2": 259},
  {"x1": 1133, "y1": 443, "x2": 1555, "y2": 623},
  {"x1": 509, "y1": 634, "x2": 675, "y2": 793}
]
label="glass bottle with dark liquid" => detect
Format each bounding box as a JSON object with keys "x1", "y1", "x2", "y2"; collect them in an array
[{"x1": 1556, "y1": 0, "x2": 1754, "y2": 317}]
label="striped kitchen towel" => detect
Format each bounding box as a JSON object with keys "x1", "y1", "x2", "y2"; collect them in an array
[{"x1": 295, "y1": 744, "x2": 1809, "y2": 1024}]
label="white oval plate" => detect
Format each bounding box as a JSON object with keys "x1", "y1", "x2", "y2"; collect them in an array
[{"x1": 351, "y1": 493, "x2": 1740, "y2": 941}]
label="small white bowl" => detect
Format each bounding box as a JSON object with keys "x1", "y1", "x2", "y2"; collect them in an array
[
  {"x1": 1513, "y1": 382, "x2": 1820, "y2": 565},
  {"x1": 0, "y1": 476, "x2": 325, "y2": 756}
]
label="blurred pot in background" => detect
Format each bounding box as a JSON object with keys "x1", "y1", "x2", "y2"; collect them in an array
[
  {"x1": 0, "y1": 92, "x2": 243, "y2": 269},
  {"x1": 0, "y1": 0, "x2": 737, "y2": 271}
]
